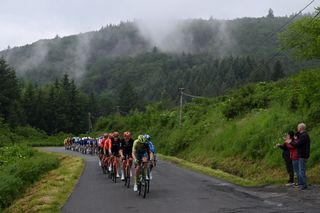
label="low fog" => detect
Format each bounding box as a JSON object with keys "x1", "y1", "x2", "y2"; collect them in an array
[{"x1": 0, "y1": 0, "x2": 316, "y2": 80}]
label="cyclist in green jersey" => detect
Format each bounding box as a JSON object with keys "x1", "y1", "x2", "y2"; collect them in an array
[{"x1": 132, "y1": 135, "x2": 153, "y2": 192}]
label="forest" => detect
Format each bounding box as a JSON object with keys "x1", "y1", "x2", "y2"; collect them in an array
[{"x1": 1, "y1": 13, "x2": 319, "y2": 136}]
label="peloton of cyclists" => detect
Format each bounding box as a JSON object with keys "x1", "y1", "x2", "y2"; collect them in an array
[{"x1": 65, "y1": 131, "x2": 157, "y2": 193}]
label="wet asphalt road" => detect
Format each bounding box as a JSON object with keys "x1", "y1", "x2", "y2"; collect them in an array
[{"x1": 44, "y1": 147, "x2": 319, "y2": 213}]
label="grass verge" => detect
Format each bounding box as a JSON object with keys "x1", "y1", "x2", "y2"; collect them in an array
[
  {"x1": 158, "y1": 153, "x2": 260, "y2": 187},
  {"x1": 3, "y1": 153, "x2": 84, "y2": 213}
]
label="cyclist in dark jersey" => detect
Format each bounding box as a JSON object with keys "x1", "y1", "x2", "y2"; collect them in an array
[
  {"x1": 120, "y1": 131, "x2": 134, "y2": 181},
  {"x1": 108, "y1": 132, "x2": 121, "y2": 178}
]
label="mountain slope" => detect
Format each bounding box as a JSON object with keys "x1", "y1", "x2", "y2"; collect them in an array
[
  {"x1": 0, "y1": 16, "x2": 297, "y2": 83},
  {"x1": 94, "y1": 68, "x2": 320, "y2": 184}
]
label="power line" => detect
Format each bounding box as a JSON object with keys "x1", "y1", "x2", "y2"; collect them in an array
[
  {"x1": 260, "y1": 0, "x2": 317, "y2": 46},
  {"x1": 177, "y1": 2, "x2": 319, "y2": 129},
  {"x1": 254, "y1": 9, "x2": 320, "y2": 74},
  {"x1": 178, "y1": 88, "x2": 210, "y2": 128},
  {"x1": 182, "y1": 91, "x2": 206, "y2": 99}
]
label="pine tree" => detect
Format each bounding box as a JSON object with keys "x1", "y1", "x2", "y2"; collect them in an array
[
  {"x1": 271, "y1": 60, "x2": 285, "y2": 81},
  {"x1": 0, "y1": 58, "x2": 22, "y2": 125},
  {"x1": 267, "y1": 8, "x2": 274, "y2": 18},
  {"x1": 117, "y1": 81, "x2": 138, "y2": 113},
  {"x1": 21, "y1": 83, "x2": 37, "y2": 126}
]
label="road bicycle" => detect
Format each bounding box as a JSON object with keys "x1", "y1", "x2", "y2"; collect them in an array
[
  {"x1": 109, "y1": 155, "x2": 118, "y2": 183},
  {"x1": 123, "y1": 157, "x2": 132, "y2": 188},
  {"x1": 137, "y1": 159, "x2": 149, "y2": 198}
]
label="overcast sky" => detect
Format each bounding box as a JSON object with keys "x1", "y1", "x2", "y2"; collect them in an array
[{"x1": 0, "y1": 0, "x2": 317, "y2": 51}]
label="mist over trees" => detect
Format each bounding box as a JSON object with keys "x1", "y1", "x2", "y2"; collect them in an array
[
  {"x1": 81, "y1": 52, "x2": 287, "y2": 104},
  {"x1": 0, "y1": 16, "x2": 304, "y2": 83},
  {"x1": 0, "y1": 58, "x2": 89, "y2": 134}
]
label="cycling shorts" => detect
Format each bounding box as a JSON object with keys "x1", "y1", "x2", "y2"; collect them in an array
[
  {"x1": 136, "y1": 151, "x2": 148, "y2": 162},
  {"x1": 123, "y1": 154, "x2": 133, "y2": 160}
]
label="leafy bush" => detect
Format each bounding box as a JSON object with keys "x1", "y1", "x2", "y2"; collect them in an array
[
  {"x1": 0, "y1": 146, "x2": 59, "y2": 210},
  {"x1": 13, "y1": 126, "x2": 47, "y2": 139},
  {"x1": 222, "y1": 84, "x2": 270, "y2": 119}
]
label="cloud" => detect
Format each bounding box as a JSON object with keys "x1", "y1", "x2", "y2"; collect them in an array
[
  {"x1": 4, "y1": 40, "x2": 49, "y2": 75},
  {"x1": 135, "y1": 18, "x2": 238, "y2": 56}
]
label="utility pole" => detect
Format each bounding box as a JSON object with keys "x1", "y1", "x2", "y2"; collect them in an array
[
  {"x1": 88, "y1": 112, "x2": 93, "y2": 133},
  {"x1": 179, "y1": 88, "x2": 184, "y2": 128}
]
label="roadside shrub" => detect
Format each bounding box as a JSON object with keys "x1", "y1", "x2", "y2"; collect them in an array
[
  {"x1": 0, "y1": 146, "x2": 59, "y2": 210},
  {"x1": 0, "y1": 174, "x2": 23, "y2": 209},
  {"x1": 13, "y1": 126, "x2": 47, "y2": 139},
  {"x1": 222, "y1": 85, "x2": 270, "y2": 119}
]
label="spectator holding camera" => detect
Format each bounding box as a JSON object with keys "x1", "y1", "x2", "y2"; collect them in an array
[{"x1": 276, "y1": 131, "x2": 295, "y2": 186}]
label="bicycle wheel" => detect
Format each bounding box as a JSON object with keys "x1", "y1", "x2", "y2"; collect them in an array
[
  {"x1": 141, "y1": 179, "x2": 147, "y2": 198},
  {"x1": 108, "y1": 167, "x2": 112, "y2": 179},
  {"x1": 140, "y1": 169, "x2": 147, "y2": 198},
  {"x1": 113, "y1": 164, "x2": 117, "y2": 183},
  {"x1": 138, "y1": 180, "x2": 142, "y2": 196},
  {"x1": 126, "y1": 167, "x2": 130, "y2": 188},
  {"x1": 147, "y1": 167, "x2": 150, "y2": 193},
  {"x1": 147, "y1": 179, "x2": 150, "y2": 193},
  {"x1": 127, "y1": 176, "x2": 130, "y2": 188},
  {"x1": 124, "y1": 169, "x2": 127, "y2": 187},
  {"x1": 102, "y1": 165, "x2": 106, "y2": 174}
]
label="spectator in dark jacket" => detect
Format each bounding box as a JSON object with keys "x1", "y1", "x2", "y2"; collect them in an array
[
  {"x1": 276, "y1": 130, "x2": 295, "y2": 185},
  {"x1": 286, "y1": 123, "x2": 310, "y2": 189}
]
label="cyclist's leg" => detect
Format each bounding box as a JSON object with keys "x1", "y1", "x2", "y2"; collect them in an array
[
  {"x1": 115, "y1": 155, "x2": 120, "y2": 177},
  {"x1": 121, "y1": 157, "x2": 126, "y2": 180},
  {"x1": 107, "y1": 155, "x2": 111, "y2": 171},
  {"x1": 142, "y1": 156, "x2": 149, "y2": 180},
  {"x1": 128, "y1": 157, "x2": 133, "y2": 176},
  {"x1": 134, "y1": 153, "x2": 142, "y2": 191}
]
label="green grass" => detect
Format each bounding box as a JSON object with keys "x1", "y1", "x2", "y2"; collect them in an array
[
  {"x1": 158, "y1": 154, "x2": 256, "y2": 186},
  {"x1": 3, "y1": 153, "x2": 84, "y2": 213},
  {"x1": 93, "y1": 68, "x2": 320, "y2": 186},
  {"x1": 0, "y1": 146, "x2": 59, "y2": 211},
  {"x1": 0, "y1": 122, "x2": 68, "y2": 147}
]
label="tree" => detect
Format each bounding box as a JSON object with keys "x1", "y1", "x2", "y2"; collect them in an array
[
  {"x1": 279, "y1": 8, "x2": 320, "y2": 60},
  {"x1": 117, "y1": 81, "x2": 138, "y2": 113},
  {"x1": 44, "y1": 85, "x2": 59, "y2": 134},
  {"x1": 0, "y1": 58, "x2": 21, "y2": 125},
  {"x1": 267, "y1": 8, "x2": 274, "y2": 18},
  {"x1": 21, "y1": 83, "x2": 37, "y2": 126},
  {"x1": 271, "y1": 60, "x2": 285, "y2": 81}
]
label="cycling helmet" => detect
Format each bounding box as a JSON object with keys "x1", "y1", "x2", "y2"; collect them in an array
[
  {"x1": 144, "y1": 134, "x2": 151, "y2": 141},
  {"x1": 138, "y1": 135, "x2": 146, "y2": 143},
  {"x1": 113, "y1": 132, "x2": 120, "y2": 138},
  {"x1": 124, "y1": 131, "x2": 131, "y2": 137}
]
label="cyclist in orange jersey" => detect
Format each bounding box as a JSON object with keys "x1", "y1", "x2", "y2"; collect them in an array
[
  {"x1": 105, "y1": 133, "x2": 113, "y2": 172},
  {"x1": 99, "y1": 133, "x2": 108, "y2": 173}
]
